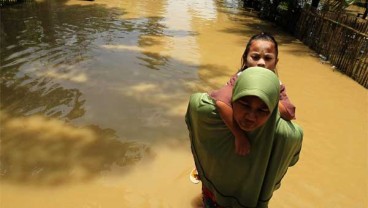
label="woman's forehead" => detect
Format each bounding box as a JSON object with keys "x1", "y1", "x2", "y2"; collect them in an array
[{"x1": 237, "y1": 96, "x2": 268, "y2": 108}]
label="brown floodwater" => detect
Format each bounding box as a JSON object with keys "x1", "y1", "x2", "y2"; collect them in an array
[{"x1": 0, "y1": 0, "x2": 367, "y2": 207}]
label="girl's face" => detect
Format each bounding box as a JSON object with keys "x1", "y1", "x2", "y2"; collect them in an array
[
  {"x1": 233, "y1": 96, "x2": 271, "y2": 132},
  {"x1": 246, "y1": 40, "x2": 278, "y2": 71}
]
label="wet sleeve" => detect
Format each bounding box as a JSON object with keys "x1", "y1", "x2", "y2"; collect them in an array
[{"x1": 279, "y1": 84, "x2": 296, "y2": 119}]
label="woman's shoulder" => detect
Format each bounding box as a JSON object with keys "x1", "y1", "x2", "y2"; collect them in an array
[
  {"x1": 188, "y1": 93, "x2": 217, "y2": 114},
  {"x1": 189, "y1": 92, "x2": 206, "y2": 104},
  {"x1": 186, "y1": 93, "x2": 224, "y2": 126},
  {"x1": 275, "y1": 119, "x2": 303, "y2": 143},
  {"x1": 189, "y1": 93, "x2": 214, "y2": 106}
]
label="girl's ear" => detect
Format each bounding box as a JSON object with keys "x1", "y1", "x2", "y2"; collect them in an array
[{"x1": 241, "y1": 62, "x2": 247, "y2": 70}]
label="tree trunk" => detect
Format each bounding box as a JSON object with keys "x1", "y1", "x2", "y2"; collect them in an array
[{"x1": 311, "y1": 0, "x2": 320, "y2": 8}]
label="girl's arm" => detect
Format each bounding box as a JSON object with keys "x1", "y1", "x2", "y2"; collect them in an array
[
  {"x1": 279, "y1": 101, "x2": 294, "y2": 120},
  {"x1": 216, "y1": 100, "x2": 250, "y2": 156},
  {"x1": 210, "y1": 73, "x2": 250, "y2": 155},
  {"x1": 279, "y1": 84, "x2": 296, "y2": 120}
]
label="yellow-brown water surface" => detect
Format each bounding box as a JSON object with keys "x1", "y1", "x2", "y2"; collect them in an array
[{"x1": 0, "y1": 0, "x2": 367, "y2": 207}]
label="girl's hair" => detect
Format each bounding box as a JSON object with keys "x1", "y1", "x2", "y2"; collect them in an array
[{"x1": 240, "y1": 32, "x2": 278, "y2": 71}]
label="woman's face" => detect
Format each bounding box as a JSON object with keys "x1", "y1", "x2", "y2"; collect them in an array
[
  {"x1": 246, "y1": 40, "x2": 278, "y2": 71},
  {"x1": 233, "y1": 96, "x2": 271, "y2": 132}
]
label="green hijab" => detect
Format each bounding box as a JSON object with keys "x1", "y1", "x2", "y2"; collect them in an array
[{"x1": 185, "y1": 67, "x2": 303, "y2": 208}]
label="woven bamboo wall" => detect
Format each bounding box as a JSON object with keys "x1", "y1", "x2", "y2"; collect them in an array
[{"x1": 295, "y1": 8, "x2": 368, "y2": 88}]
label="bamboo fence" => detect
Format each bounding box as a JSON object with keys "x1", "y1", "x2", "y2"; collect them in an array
[{"x1": 295, "y1": 8, "x2": 368, "y2": 88}]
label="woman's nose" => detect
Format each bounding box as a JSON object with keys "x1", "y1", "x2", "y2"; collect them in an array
[{"x1": 245, "y1": 110, "x2": 257, "y2": 121}]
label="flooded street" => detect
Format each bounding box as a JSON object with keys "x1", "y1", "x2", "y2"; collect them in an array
[{"x1": 0, "y1": 0, "x2": 367, "y2": 207}]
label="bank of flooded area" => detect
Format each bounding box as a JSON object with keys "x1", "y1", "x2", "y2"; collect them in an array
[{"x1": 0, "y1": 0, "x2": 367, "y2": 207}]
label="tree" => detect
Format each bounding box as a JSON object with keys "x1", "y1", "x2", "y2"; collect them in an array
[{"x1": 311, "y1": 0, "x2": 320, "y2": 8}]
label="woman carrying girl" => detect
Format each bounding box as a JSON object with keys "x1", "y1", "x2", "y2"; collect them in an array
[
  {"x1": 210, "y1": 32, "x2": 296, "y2": 156},
  {"x1": 185, "y1": 67, "x2": 303, "y2": 207},
  {"x1": 190, "y1": 32, "x2": 297, "y2": 184}
]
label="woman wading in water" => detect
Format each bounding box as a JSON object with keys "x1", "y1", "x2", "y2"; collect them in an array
[{"x1": 185, "y1": 67, "x2": 303, "y2": 207}]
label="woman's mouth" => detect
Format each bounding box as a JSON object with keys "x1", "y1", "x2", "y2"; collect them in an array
[{"x1": 239, "y1": 120, "x2": 255, "y2": 131}]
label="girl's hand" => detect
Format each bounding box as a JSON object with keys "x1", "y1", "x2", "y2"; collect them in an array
[{"x1": 235, "y1": 134, "x2": 250, "y2": 156}]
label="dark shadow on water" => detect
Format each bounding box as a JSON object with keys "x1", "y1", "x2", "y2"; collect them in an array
[
  {"x1": 137, "y1": 51, "x2": 170, "y2": 70},
  {"x1": 0, "y1": 76, "x2": 86, "y2": 120},
  {"x1": 0, "y1": 111, "x2": 148, "y2": 186}
]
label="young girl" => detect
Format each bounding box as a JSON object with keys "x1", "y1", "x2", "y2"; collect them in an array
[{"x1": 190, "y1": 32, "x2": 296, "y2": 183}]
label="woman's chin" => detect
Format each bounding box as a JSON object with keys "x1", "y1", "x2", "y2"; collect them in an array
[{"x1": 240, "y1": 124, "x2": 256, "y2": 132}]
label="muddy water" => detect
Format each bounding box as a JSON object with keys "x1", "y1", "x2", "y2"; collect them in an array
[{"x1": 0, "y1": 0, "x2": 367, "y2": 207}]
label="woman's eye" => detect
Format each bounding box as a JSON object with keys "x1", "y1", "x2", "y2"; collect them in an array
[
  {"x1": 238, "y1": 102, "x2": 251, "y2": 110},
  {"x1": 257, "y1": 109, "x2": 270, "y2": 116},
  {"x1": 243, "y1": 103, "x2": 251, "y2": 110}
]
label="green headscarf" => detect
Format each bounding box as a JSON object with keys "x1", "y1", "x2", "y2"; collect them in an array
[{"x1": 185, "y1": 67, "x2": 303, "y2": 208}]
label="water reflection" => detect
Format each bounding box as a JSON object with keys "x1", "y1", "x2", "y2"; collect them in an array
[
  {"x1": 1, "y1": 0, "x2": 125, "y2": 119},
  {"x1": 0, "y1": 0, "x2": 126, "y2": 70},
  {"x1": 0, "y1": 76, "x2": 85, "y2": 119},
  {"x1": 138, "y1": 51, "x2": 169, "y2": 71},
  {"x1": 0, "y1": 111, "x2": 147, "y2": 185},
  {"x1": 0, "y1": 0, "x2": 203, "y2": 189},
  {"x1": 1, "y1": 0, "x2": 190, "y2": 127}
]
